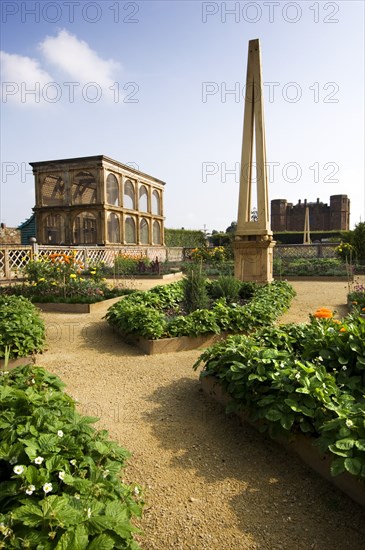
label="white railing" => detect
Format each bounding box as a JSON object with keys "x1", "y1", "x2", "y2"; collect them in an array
[{"x1": 0, "y1": 245, "x2": 185, "y2": 279}]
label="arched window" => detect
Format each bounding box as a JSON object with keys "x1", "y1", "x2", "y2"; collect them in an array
[
  {"x1": 43, "y1": 214, "x2": 65, "y2": 244},
  {"x1": 72, "y1": 171, "x2": 97, "y2": 205},
  {"x1": 73, "y1": 212, "x2": 97, "y2": 244},
  {"x1": 125, "y1": 216, "x2": 136, "y2": 244},
  {"x1": 152, "y1": 190, "x2": 160, "y2": 215},
  {"x1": 124, "y1": 180, "x2": 135, "y2": 209},
  {"x1": 42, "y1": 175, "x2": 65, "y2": 206},
  {"x1": 108, "y1": 213, "x2": 120, "y2": 243},
  {"x1": 106, "y1": 173, "x2": 119, "y2": 205},
  {"x1": 139, "y1": 185, "x2": 148, "y2": 212},
  {"x1": 153, "y1": 221, "x2": 161, "y2": 245},
  {"x1": 140, "y1": 218, "x2": 149, "y2": 244}
]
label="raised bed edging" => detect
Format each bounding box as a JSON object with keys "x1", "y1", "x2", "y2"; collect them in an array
[
  {"x1": 0, "y1": 355, "x2": 35, "y2": 370},
  {"x1": 275, "y1": 276, "x2": 349, "y2": 282},
  {"x1": 125, "y1": 272, "x2": 183, "y2": 280},
  {"x1": 34, "y1": 296, "x2": 124, "y2": 314},
  {"x1": 118, "y1": 330, "x2": 231, "y2": 355},
  {"x1": 200, "y1": 375, "x2": 365, "y2": 507}
]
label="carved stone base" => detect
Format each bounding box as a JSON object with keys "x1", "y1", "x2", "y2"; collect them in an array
[{"x1": 233, "y1": 237, "x2": 276, "y2": 283}]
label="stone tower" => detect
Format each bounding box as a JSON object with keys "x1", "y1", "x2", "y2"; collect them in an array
[{"x1": 234, "y1": 39, "x2": 275, "y2": 282}]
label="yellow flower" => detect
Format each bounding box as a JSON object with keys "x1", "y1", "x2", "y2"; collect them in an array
[
  {"x1": 70, "y1": 274, "x2": 77, "y2": 279},
  {"x1": 38, "y1": 277, "x2": 45, "y2": 282},
  {"x1": 90, "y1": 270, "x2": 96, "y2": 275}
]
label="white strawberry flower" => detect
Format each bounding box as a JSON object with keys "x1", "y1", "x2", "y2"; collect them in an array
[
  {"x1": 58, "y1": 471, "x2": 65, "y2": 480},
  {"x1": 43, "y1": 483, "x2": 53, "y2": 494},
  {"x1": 34, "y1": 456, "x2": 44, "y2": 465},
  {"x1": 26, "y1": 485, "x2": 36, "y2": 495},
  {"x1": 13, "y1": 465, "x2": 24, "y2": 475},
  {"x1": 57, "y1": 430, "x2": 64, "y2": 438}
]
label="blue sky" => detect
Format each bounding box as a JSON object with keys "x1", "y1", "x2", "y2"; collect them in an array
[{"x1": 1, "y1": 0, "x2": 364, "y2": 231}]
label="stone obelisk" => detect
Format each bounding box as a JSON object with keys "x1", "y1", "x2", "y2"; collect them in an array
[
  {"x1": 303, "y1": 206, "x2": 311, "y2": 244},
  {"x1": 234, "y1": 39, "x2": 275, "y2": 283}
]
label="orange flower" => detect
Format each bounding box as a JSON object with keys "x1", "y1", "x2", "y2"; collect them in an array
[
  {"x1": 332, "y1": 319, "x2": 341, "y2": 324},
  {"x1": 362, "y1": 307, "x2": 365, "y2": 312},
  {"x1": 340, "y1": 327, "x2": 347, "y2": 332},
  {"x1": 313, "y1": 308, "x2": 333, "y2": 319}
]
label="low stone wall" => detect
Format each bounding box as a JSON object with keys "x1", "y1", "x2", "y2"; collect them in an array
[{"x1": 0, "y1": 227, "x2": 21, "y2": 245}]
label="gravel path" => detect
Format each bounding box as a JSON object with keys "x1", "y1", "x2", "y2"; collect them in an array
[{"x1": 35, "y1": 278, "x2": 365, "y2": 550}]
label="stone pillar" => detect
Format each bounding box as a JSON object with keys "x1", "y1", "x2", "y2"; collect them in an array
[{"x1": 234, "y1": 39, "x2": 275, "y2": 283}]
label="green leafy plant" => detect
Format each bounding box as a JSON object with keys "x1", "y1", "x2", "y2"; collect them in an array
[
  {"x1": 0, "y1": 296, "x2": 45, "y2": 359},
  {"x1": 194, "y1": 315, "x2": 365, "y2": 479},
  {"x1": 273, "y1": 257, "x2": 347, "y2": 277},
  {"x1": 0, "y1": 365, "x2": 143, "y2": 549},
  {"x1": 183, "y1": 264, "x2": 209, "y2": 313},
  {"x1": 105, "y1": 280, "x2": 295, "y2": 340},
  {"x1": 348, "y1": 284, "x2": 365, "y2": 312},
  {"x1": 0, "y1": 253, "x2": 130, "y2": 304},
  {"x1": 208, "y1": 276, "x2": 242, "y2": 304}
]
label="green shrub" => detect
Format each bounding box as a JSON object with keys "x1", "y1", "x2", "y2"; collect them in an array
[
  {"x1": 183, "y1": 264, "x2": 209, "y2": 313},
  {"x1": 114, "y1": 255, "x2": 145, "y2": 276},
  {"x1": 0, "y1": 296, "x2": 45, "y2": 359},
  {"x1": 208, "y1": 276, "x2": 242, "y2": 303},
  {"x1": 165, "y1": 229, "x2": 206, "y2": 248},
  {"x1": 0, "y1": 365, "x2": 142, "y2": 548}
]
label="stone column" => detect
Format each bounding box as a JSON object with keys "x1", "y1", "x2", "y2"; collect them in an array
[{"x1": 234, "y1": 39, "x2": 275, "y2": 283}]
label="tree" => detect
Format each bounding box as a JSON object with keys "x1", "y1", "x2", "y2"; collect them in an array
[
  {"x1": 352, "y1": 222, "x2": 365, "y2": 262},
  {"x1": 226, "y1": 221, "x2": 237, "y2": 233}
]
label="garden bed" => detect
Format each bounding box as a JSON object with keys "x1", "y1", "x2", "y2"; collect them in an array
[
  {"x1": 117, "y1": 329, "x2": 229, "y2": 354},
  {"x1": 127, "y1": 271, "x2": 183, "y2": 280},
  {"x1": 105, "y1": 278, "x2": 296, "y2": 348},
  {"x1": 34, "y1": 296, "x2": 124, "y2": 314},
  {"x1": 200, "y1": 375, "x2": 365, "y2": 507},
  {"x1": 277, "y1": 275, "x2": 349, "y2": 282}
]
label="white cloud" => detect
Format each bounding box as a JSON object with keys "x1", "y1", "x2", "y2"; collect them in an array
[
  {"x1": 0, "y1": 51, "x2": 52, "y2": 105},
  {"x1": 39, "y1": 29, "x2": 121, "y2": 88}
]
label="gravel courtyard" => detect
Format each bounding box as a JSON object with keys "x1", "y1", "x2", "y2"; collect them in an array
[{"x1": 35, "y1": 278, "x2": 365, "y2": 550}]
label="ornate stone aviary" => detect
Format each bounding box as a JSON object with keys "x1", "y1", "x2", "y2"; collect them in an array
[{"x1": 234, "y1": 39, "x2": 275, "y2": 283}]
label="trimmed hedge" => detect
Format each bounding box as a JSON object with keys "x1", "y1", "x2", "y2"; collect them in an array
[
  {"x1": 273, "y1": 231, "x2": 346, "y2": 244},
  {"x1": 165, "y1": 228, "x2": 206, "y2": 248}
]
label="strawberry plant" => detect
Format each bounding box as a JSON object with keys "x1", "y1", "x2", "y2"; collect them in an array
[
  {"x1": 0, "y1": 365, "x2": 142, "y2": 548},
  {"x1": 194, "y1": 315, "x2": 365, "y2": 479},
  {"x1": 0, "y1": 296, "x2": 45, "y2": 359}
]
